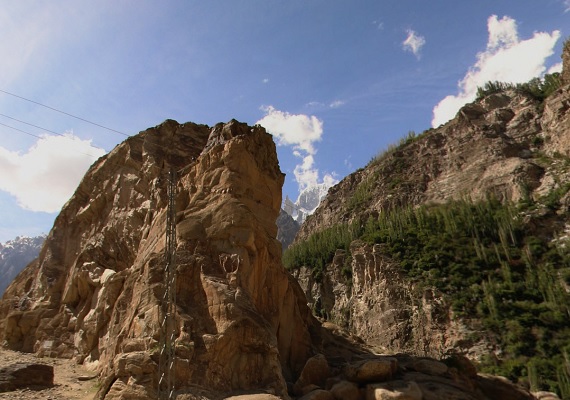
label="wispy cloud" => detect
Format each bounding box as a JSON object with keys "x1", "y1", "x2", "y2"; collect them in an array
[
  {"x1": 329, "y1": 100, "x2": 345, "y2": 108},
  {"x1": 0, "y1": 133, "x2": 105, "y2": 212},
  {"x1": 344, "y1": 156, "x2": 353, "y2": 170},
  {"x1": 564, "y1": 0, "x2": 570, "y2": 12},
  {"x1": 256, "y1": 106, "x2": 336, "y2": 192},
  {"x1": 372, "y1": 20, "x2": 384, "y2": 30},
  {"x1": 305, "y1": 101, "x2": 324, "y2": 108},
  {"x1": 0, "y1": 7, "x2": 54, "y2": 88},
  {"x1": 262, "y1": 78, "x2": 270, "y2": 84},
  {"x1": 432, "y1": 15, "x2": 561, "y2": 127},
  {"x1": 402, "y1": 29, "x2": 426, "y2": 59}
]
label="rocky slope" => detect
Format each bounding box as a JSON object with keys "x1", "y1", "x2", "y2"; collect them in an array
[
  {"x1": 0, "y1": 236, "x2": 44, "y2": 296},
  {"x1": 288, "y1": 44, "x2": 570, "y2": 397}
]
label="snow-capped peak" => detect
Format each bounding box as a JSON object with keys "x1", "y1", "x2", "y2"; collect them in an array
[{"x1": 283, "y1": 183, "x2": 332, "y2": 223}]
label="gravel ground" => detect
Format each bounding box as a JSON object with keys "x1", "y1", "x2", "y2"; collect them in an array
[{"x1": 0, "y1": 348, "x2": 98, "y2": 400}]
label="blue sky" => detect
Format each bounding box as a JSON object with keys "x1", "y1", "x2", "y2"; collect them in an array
[{"x1": 0, "y1": 1, "x2": 568, "y2": 242}]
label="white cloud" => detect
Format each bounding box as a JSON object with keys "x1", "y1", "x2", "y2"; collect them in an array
[
  {"x1": 262, "y1": 78, "x2": 270, "y2": 84},
  {"x1": 402, "y1": 29, "x2": 426, "y2": 58},
  {"x1": 256, "y1": 106, "x2": 323, "y2": 154},
  {"x1": 256, "y1": 106, "x2": 336, "y2": 192},
  {"x1": 565, "y1": 0, "x2": 570, "y2": 12},
  {"x1": 0, "y1": 133, "x2": 105, "y2": 212},
  {"x1": 432, "y1": 15, "x2": 561, "y2": 127},
  {"x1": 293, "y1": 155, "x2": 319, "y2": 190},
  {"x1": 487, "y1": 15, "x2": 518, "y2": 50}
]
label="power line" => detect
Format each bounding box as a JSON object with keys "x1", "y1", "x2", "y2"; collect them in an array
[
  {"x1": 158, "y1": 167, "x2": 177, "y2": 400},
  {"x1": 0, "y1": 110, "x2": 200, "y2": 177},
  {"x1": 0, "y1": 121, "x2": 105, "y2": 160},
  {"x1": 0, "y1": 88, "x2": 130, "y2": 137},
  {"x1": 0, "y1": 90, "x2": 201, "y2": 175},
  {"x1": 0, "y1": 112, "x2": 72, "y2": 137}
]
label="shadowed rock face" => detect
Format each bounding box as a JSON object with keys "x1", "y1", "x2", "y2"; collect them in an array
[
  {"x1": 276, "y1": 210, "x2": 300, "y2": 250},
  {"x1": 0, "y1": 119, "x2": 318, "y2": 398}
]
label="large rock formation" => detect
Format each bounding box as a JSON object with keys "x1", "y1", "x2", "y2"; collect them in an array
[{"x1": 0, "y1": 120, "x2": 318, "y2": 398}]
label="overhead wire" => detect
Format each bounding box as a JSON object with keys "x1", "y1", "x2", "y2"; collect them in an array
[
  {"x1": 0, "y1": 112, "x2": 69, "y2": 137},
  {"x1": 0, "y1": 115, "x2": 197, "y2": 179},
  {"x1": 0, "y1": 121, "x2": 104, "y2": 159},
  {"x1": 0, "y1": 89, "x2": 130, "y2": 137},
  {"x1": 0, "y1": 89, "x2": 193, "y2": 172}
]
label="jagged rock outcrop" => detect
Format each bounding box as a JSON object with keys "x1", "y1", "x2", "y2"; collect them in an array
[{"x1": 0, "y1": 120, "x2": 318, "y2": 398}]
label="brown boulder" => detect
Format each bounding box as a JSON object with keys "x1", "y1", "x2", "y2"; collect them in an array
[
  {"x1": 344, "y1": 357, "x2": 397, "y2": 384},
  {"x1": 0, "y1": 362, "x2": 54, "y2": 392},
  {"x1": 366, "y1": 380, "x2": 422, "y2": 400},
  {"x1": 477, "y1": 374, "x2": 534, "y2": 400},
  {"x1": 294, "y1": 354, "x2": 331, "y2": 394},
  {"x1": 298, "y1": 389, "x2": 335, "y2": 400},
  {"x1": 329, "y1": 380, "x2": 360, "y2": 400}
]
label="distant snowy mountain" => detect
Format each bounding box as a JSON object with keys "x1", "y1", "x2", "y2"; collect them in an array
[
  {"x1": 283, "y1": 183, "x2": 331, "y2": 223},
  {"x1": 0, "y1": 235, "x2": 45, "y2": 296}
]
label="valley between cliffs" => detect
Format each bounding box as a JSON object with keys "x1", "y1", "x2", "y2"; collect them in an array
[{"x1": 1, "y1": 40, "x2": 568, "y2": 400}]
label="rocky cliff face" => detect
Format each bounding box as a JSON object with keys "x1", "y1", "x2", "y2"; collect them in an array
[
  {"x1": 298, "y1": 85, "x2": 570, "y2": 242},
  {"x1": 291, "y1": 46, "x2": 570, "y2": 384},
  {"x1": 0, "y1": 120, "x2": 319, "y2": 398},
  {"x1": 0, "y1": 236, "x2": 44, "y2": 296},
  {"x1": 277, "y1": 210, "x2": 300, "y2": 250}
]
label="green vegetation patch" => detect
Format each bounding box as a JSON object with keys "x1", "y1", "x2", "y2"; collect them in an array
[{"x1": 476, "y1": 72, "x2": 562, "y2": 102}]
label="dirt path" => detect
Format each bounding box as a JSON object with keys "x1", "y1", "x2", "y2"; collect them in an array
[{"x1": 0, "y1": 348, "x2": 99, "y2": 400}]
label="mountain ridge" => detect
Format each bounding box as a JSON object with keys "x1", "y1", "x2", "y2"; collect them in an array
[
  {"x1": 285, "y1": 42, "x2": 570, "y2": 398},
  {"x1": 0, "y1": 235, "x2": 45, "y2": 297}
]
